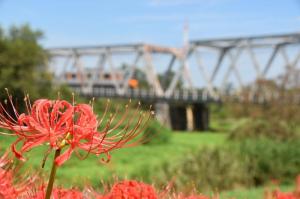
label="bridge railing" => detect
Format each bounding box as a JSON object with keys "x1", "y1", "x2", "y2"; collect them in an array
[
  {"x1": 70, "y1": 86, "x2": 219, "y2": 103},
  {"x1": 71, "y1": 85, "x2": 300, "y2": 104}
]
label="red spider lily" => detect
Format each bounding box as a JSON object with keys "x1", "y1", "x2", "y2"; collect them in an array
[
  {"x1": 182, "y1": 196, "x2": 212, "y2": 199},
  {"x1": 0, "y1": 93, "x2": 153, "y2": 166},
  {"x1": 181, "y1": 196, "x2": 210, "y2": 199},
  {"x1": 99, "y1": 180, "x2": 158, "y2": 199},
  {"x1": 0, "y1": 151, "x2": 18, "y2": 199},
  {"x1": 172, "y1": 193, "x2": 216, "y2": 199},
  {"x1": 28, "y1": 186, "x2": 84, "y2": 199},
  {"x1": 272, "y1": 191, "x2": 296, "y2": 199},
  {"x1": 264, "y1": 175, "x2": 300, "y2": 199},
  {"x1": 0, "y1": 151, "x2": 38, "y2": 199}
]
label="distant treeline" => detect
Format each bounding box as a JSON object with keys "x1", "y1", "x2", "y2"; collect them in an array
[{"x1": 0, "y1": 24, "x2": 70, "y2": 108}]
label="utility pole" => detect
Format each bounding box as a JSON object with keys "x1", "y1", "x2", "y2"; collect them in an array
[{"x1": 182, "y1": 19, "x2": 194, "y2": 88}]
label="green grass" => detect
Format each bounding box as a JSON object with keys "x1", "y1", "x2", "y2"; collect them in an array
[
  {"x1": 220, "y1": 184, "x2": 294, "y2": 199},
  {"x1": 210, "y1": 117, "x2": 249, "y2": 132},
  {"x1": 0, "y1": 126, "x2": 296, "y2": 198},
  {"x1": 0, "y1": 131, "x2": 226, "y2": 187}
]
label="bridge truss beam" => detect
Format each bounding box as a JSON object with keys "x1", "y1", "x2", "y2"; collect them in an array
[
  {"x1": 189, "y1": 32, "x2": 300, "y2": 97},
  {"x1": 47, "y1": 33, "x2": 300, "y2": 102}
]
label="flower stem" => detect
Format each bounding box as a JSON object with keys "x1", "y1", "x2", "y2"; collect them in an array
[{"x1": 45, "y1": 149, "x2": 61, "y2": 199}]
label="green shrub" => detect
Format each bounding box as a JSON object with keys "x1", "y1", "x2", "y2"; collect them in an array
[
  {"x1": 130, "y1": 137, "x2": 300, "y2": 193},
  {"x1": 150, "y1": 147, "x2": 251, "y2": 193},
  {"x1": 142, "y1": 119, "x2": 172, "y2": 145},
  {"x1": 177, "y1": 147, "x2": 251, "y2": 192},
  {"x1": 210, "y1": 103, "x2": 228, "y2": 119},
  {"x1": 229, "y1": 119, "x2": 295, "y2": 141},
  {"x1": 239, "y1": 138, "x2": 300, "y2": 186}
]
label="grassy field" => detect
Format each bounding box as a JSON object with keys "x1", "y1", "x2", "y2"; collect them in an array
[
  {"x1": 0, "y1": 131, "x2": 226, "y2": 187},
  {"x1": 0, "y1": 120, "x2": 295, "y2": 198}
]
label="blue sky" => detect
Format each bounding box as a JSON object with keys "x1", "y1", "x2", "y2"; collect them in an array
[
  {"x1": 0, "y1": 0, "x2": 299, "y2": 48},
  {"x1": 0, "y1": 0, "x2": 299, "y2": 88}
]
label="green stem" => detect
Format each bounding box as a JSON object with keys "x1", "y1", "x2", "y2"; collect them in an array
[{"x1": 45, "y1": 149, "x2": 61, "y2": 199}]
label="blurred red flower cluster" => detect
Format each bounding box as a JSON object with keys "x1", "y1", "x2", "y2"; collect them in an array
[
  {"x1": 273, "y1": 192, "x2": 296, "y2": 199},
  {"x1": 97, "y1": 180, "x2": 158, "y2": 199},
  {"x1": 265, "y1": 175, "x2": 300, "y2": 199},
  {"x1": 0, "y1": 151, "x2": 38, "y2": 199},
  {"x1": 0, "y1": 157, "x2": 19, "y2": 198},
  {"x1": 29, "y1": 187, "x2": 84, "y2": 199}
]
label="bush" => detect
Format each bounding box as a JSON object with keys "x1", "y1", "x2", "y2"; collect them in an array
[
  {"x1": 239, "y1": 138, "x2": 300, "y2": 186},
  {"x1": 143, "y1": 119, "x2": 172, "y2": 145},
  {"x1": 146, "y1": 138, "x2": 300, "y2": 193},
  {"x1": 125, "y1": 135, "x2": 300, "y2": 194},
  {"x1": 177, "y1": 147, "x2": 251, "y2": 192},
  {"x1": 210, "y1": 103, "x2": 228, "y2": 120},
  {"x1": 229, "y1": 119, "x2": 295, "y2": 141},
  {"x1": 150, "y1": 147, "x2": 251, "y2": 193}
]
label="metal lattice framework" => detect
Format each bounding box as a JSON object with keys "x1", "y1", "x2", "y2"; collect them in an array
[
  {"x1": 189, "y1": 33, "x2": 300, "y2": 96},
  {"x1": 47, "y1": 43, "x2": 199, "y2": 101},
  {"x1": 47, "y1": 33, "x2": 300, "y2": 102}
]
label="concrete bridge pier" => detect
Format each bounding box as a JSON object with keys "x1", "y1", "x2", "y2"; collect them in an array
[
  {"x1": 192, "y1": 103, "x2": 210, "y2": 131},
  {"x1": 157, "y1": 103, "x2": 209, "y2": 131},
  {"x1": 154, "y1": 102, "x2": 172, "y2": 129},
  {"x1": 169, "y1": 105, "x2": 187, "y2": 130},
  {"x1": 186, "y1": 105, "x2": 194, "y2": 131}
]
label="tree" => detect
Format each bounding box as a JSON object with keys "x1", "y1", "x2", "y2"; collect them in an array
[{"x1": 0, "y1": 24, "x2": 52, "y2": 104}]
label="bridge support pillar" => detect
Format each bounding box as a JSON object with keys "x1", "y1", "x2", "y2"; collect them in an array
[
  {"x1": 169, "y1": 105, "x2": 187, "y2": 130},
  {"x1": 186, "y1": 105, "x2": 194, "y2": 131},
  {"x1": 168, "y1": 103, "x2": 210, "y2": 131},
  {"x1": 154, "y1": 102, "x2": 171, "y2": 129},
  {"x1": 193, "y1": 103, "x2": 210, "y2": 131}
]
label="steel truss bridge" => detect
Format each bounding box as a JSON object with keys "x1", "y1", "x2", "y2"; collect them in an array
[{"x1": 47, "y1": 33, "x2": 300, "y2": 103}]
